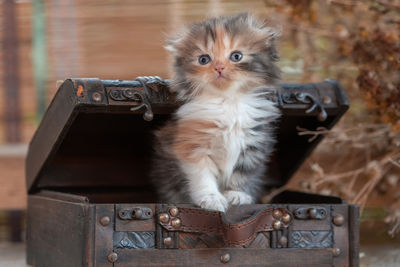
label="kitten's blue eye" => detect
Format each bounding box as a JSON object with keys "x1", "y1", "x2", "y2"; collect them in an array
[
  {"x1": 198, "y1": 55, "x2": 211, "y2": 65},
  {"x1": 230, "y1": 51, "x2": 243, "y2": 62}
]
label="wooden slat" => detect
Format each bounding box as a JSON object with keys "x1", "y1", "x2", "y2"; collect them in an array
[
  {"x1": 349, "y1": 205, "x2": 360, "y2": 267},
  {"x1": 333, "y1": 205, "x2": 350, "y2": 267},
  {"x1": 2, "y1": 0, "x2": 21, "y2": 143},
  {"x1": 94, "y1": 204, "x2": 114, "y2": 267},
  {"x1": 114, "y1": 248, "x2": 333, "y2": 267}
]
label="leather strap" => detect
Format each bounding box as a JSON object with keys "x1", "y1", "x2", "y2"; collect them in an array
[{"x1": 158, "y1": 206, "x2": 292, "y2": 247}]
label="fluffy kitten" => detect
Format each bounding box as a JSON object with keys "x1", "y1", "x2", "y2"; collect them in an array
[{"x1": 152, "y1": 13, "x2": 281, "y2": 212}]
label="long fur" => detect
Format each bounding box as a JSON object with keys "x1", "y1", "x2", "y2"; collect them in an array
[{"x1": 151, "y1": 13, "x2": 281, "y2": 212}]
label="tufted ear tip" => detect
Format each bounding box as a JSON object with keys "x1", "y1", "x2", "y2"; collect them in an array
[
  {"x1": 263, "y1": 25, "x2": 282, "y2": 41},
  {"x1": 164, "y1": 44, "x2": 175, "y2": 52},
  {"x1": 164, "y1": 34, "x2": 185, "y2": 53}
]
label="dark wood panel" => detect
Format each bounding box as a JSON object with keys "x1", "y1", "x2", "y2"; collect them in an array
[
  {"x1": 26, "y1": 195, "x2": 90, "y2": 267},
  {"x1": 114, "y1": 248, "x2": 333, "y2": 267}
]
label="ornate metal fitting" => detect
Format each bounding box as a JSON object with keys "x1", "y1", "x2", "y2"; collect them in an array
[
  {"x1": 118, "y1": 207, "x2": 153, "y2": 220},
  {"x1": 163, "y1": 237, "x2": 173, "y2": 247},
  {"x1": 282, "y1": 91, "x2": 328, "y2": 121},
  {"x1": 282, "y1": 213, "x2": 291, "y2": 224},
  {"x1": 108, "y1": 76, "x2": 166, "y2": 122},
  {"x1": 292, "y1": 231, "x2": 333, "y2": 248},
  {"x1": 333, "y1": 214, "x2": 344, "y2": 226},
  {"x1": 220, "y1": 253, "x2": 231, "y2": 263},
  {"x1": 294, "y1": 207, "x2": 327, "y2": 220},
  {"x1": 107, "y1": 252, "x2": 118, "y2": 263},
  {"x1": 100, "y1": 216, "x2": 110, "y2": 226},
  {"x1": 159, "y1": 213, "x2": 170, "y2": 224},
  {"x1": 273, "y1": 220, "x2": 282, "y2": 230},
  {"x1": 169, "y1": 207, "x2": 179, "y2": 217},
  {"x1": 171, "y1": 218, "x2": 182, "y2": 229},
  {"x1": 273, "y1": 209, "x2": 283, "y2": 219}
]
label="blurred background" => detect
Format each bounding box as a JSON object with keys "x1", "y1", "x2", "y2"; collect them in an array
[{"x1": 0, "y1": 0, "x2": 399, "y2": 266}]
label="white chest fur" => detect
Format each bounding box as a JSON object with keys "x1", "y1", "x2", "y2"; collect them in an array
[{"x1": 176, "y1": 92, "x2": 277, "y2": 182}]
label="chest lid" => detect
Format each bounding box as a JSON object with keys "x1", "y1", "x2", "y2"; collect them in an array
[{"x1": 26, "y1": 77, "x2": 348, "y2": 194}]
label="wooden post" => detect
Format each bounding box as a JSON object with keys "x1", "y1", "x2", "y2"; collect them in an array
[
  {"x1": 2, "y1": 0, "x2": 22, "y2": 143},
  {"x1": 32, "y1": 0, "x2": 48, "y2": 121}
]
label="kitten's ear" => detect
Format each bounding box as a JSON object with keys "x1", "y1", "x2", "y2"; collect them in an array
[
  {"x1": 165, "y1": 30, "x2": 187, "y2": 53},
  {"x1": 164, "y1": 37, "x2": 182, "y2": 53},
  {"x1": 262, "y1": 25, "x2": 282, "y2": 62}
]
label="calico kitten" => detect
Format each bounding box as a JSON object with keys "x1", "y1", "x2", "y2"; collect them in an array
[{"x1": 152, "y1": 13, "x2": 281, "y2": 212}]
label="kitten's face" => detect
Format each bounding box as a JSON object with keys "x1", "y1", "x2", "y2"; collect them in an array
[{"x1": 167, "y1": 13, "x2": 281, "y2": 99}]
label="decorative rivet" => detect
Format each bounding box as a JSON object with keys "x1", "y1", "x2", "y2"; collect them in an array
[
  {"x1": 92, "y1": 92, "x2": 102, "y2": 102},
  {"x1": 100, "y1": 216, "x2": 110, "y2": 226},
  {"x1": 118, "y1": 209, "x2": 130, "y2": 219},
  {"x1": 107, "y1": 252, "x2": 118, "y2": 263},
  {"x1": 333, "y1": 214, "x2": 344, "y2": 226},
  {"x1": 143, "y1": 111, "x2": 154, "y2": 121},
  {"x1": 317, "y1": 111, "x2": 328, "y2": 121},
  {"x1": 273, "y1": 220, "x2": 282, "y2": 230},
  {"x1": 309, "y1": 208, "x2": 318, "y2": 219},
  {"x1": 220, "y1": 253, "x2": 231, "y2": 263},
  {"x1": 282, "y1": 213, "x2": 291, "y2": 224},
  {"x1": 279, "y1": 236, "x2": 288, "y2": 247},
  {"x1": 322, "y1": 96, "x2": 332, "y2": 104},
  {"x1": 169, "y1": 207, "x2": 179, "y2": 217},
  {"x1": 159, "y1": 213, "x2": 170, "y2": 223},
  {"x1": 332, "y1": 247, "x2": 341, "y2": 257},
  {"x1": 163, "y1": 237, "x2": 173, "y2": 247},
  {"x1": 171, "y1": 218, "x2": 181, "y2": 229},
  {"x1": 273, "y1": 209, "x2": 283, "y2": 219}
]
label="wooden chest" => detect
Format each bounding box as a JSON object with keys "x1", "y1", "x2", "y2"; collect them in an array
[{"x1": 26, "y1": 77, "x2": 359, "y2": 267}]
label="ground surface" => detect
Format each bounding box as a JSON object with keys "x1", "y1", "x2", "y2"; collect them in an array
[{"x1": 1, "y1": 242, "x2": 400, "y2": 267}]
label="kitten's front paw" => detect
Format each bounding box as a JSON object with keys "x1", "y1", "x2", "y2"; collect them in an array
[
  {"x1": 223, "y1": 191, "x2": 253, "y2": 205},
  {"x1": 199, "y1": 193, "x2": 228, "y2": 212}
]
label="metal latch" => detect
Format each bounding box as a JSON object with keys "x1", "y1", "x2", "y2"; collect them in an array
[
  {"x1": 294, "y1": 207, "x2": 327, "y2": 220},
  {"x1": 118, "y1": 207, "x2": 153, "y2": 220}
]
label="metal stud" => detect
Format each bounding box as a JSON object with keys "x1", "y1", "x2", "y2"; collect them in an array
[
  {"x1": 171, "y1": 218, "x2": 181, "y2": 229},
  {"x1": 220, "y1": 253, "x2": 231, "y2": 263},
  {"x1": 282, "y1": 213, "x2": 291, "y2": 224},
  {"x1": 100, "y1": 216, "x2": 110, "y2": 226},
  {"x1": 169, "y1": 207, "x2": 179, "y2": 217},
  {"x1": 163, "y1": 237, "x2": 173, "y2": 247},
  {"x1": 118, "y1": 209, "x2": 130, "y2": 220},
  {"x1": 92, "y1": 92, "x2": 102, "y2": 102},
  {"x1": 159, "y1": 213, "x2": 170, "y2": 224},
  {"x1": 273, "y1": 209, "x2": 283, "y2": 219},
  {"x1": 332, "y1": 247, "x2": 341, "y2": 257},
  {"x1": 322, "y1": 96, "x2": 332, "y2": 104},
  {"x1": 143, "y1": 111, "x2": 154, "y2": 121},
  {"x1": 273, "y1": 220, "x2": 282, "y2": 230},
  {"x1": 107, "y1": 252, "x2": 118, "y2": 263},
  {"x1": 333, "y1": 214, "x2": 344, "y2": 226},
  {"x1": 279, "y1": 236, "x2": 288, "y2": 247}
]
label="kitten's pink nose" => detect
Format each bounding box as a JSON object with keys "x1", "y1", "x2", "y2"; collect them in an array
[{"x1": 214, "y1": 64, "x2": 225, "y2": 73}]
